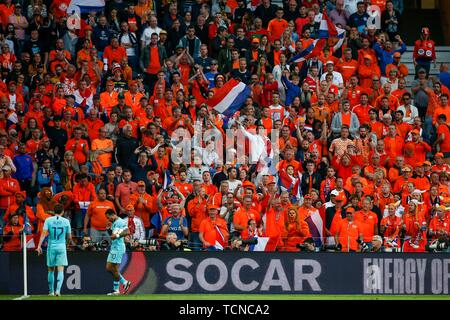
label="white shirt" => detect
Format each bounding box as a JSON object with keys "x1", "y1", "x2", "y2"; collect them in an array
[
  {"x1": 320, "y1": 71, "x2": 344, "y2": 87},
  {"x1": 226, "y1": 179, "x2": 242, "y2": 193},
  {"x1": 141, "y1": 26, "x2": 162, "y2": 46},
  {"x1": 120, "y1": 33, "x2": 136, "y2": 56},
  {"x1": 397, "y1": 104, "x2": 419, "y2": 125},
  {"x1": 123, "y1": 216, "x2": 145, "y2": 241},
  {"x1": 344, "y1": 0, "x2": 359, "y2": 15}
]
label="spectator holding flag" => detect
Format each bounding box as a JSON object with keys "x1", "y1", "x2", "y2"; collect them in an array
[{"x1": 199, "y1": 204, "x2": 229, "y2": 250}]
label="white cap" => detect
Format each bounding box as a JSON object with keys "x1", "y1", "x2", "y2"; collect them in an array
[
  {"x1": 330, "y1": 190, "x2": 339, "y2": 196},
  {"x1": 326, "y1": 60, "x2": 334, "y2": 65}
]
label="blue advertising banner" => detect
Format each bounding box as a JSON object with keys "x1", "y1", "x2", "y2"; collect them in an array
[{"x1": 1, "y1": 252, "x2": 449, "y2": 295}]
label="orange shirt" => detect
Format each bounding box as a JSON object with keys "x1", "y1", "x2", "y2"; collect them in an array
[
  {"x1": 437, "y1": 123, "x2": 450, "y2": 153},
  {"x1": 354, "y1": 210, "x2": 378, "y2": 242},
  {"x1": 91, "y1": 138, "x2": 114, "y2": 168},
  {"x1": 103, "y1": 46, "x2": 127, "y2": 67},
  {"x1": 283, "y1": 219, "x2": 311, "y2": 250},
  {"x1": 199, "y1": 217, "x2": 229, "y2": 247},
  {"x1": 100, "y1": 91, "x2": 119, "y2": 116},
  {"x1": 336, "y1": 59, "x2": 358, "y2": 83},
  {"x1": 433, "y1": 106, "x2": 450, "y2": 125},
  {"x1": 129, "y1": 192, "x2": 157, "y2": 228},
  {"x1": 187, "y1": 197, "x2": 208, "y2": 233},
  {"x1": 265, "y1": 208, "x2": 286, "y2": 247},
  {"x1": 336, "y1": 219, "x2": 363, "y2": 252},
  {"x1": 87, "y1": 199, "x2": 115, "y2": 230},
  {"x1": 267, "y1": 19, "x2": 289, "y2": 41},
  {"x1": 65, "y1": 138, "x2": 89, "y2": 164},
  {"x1": 233, "y1": 207, "x2": 261, "y2": 230},
  {"x1": 174, "y1": 181, "x2": 193, "y2": 198},
  {"x1": 82, "y1": 118, "x2": 104, "y2": 141},
  {"x1": 147, "y1": 46, "x2": 160, "y2": 74},
  {"x1": 124, "y1": 91, "x2": 144, "y2": 114}
]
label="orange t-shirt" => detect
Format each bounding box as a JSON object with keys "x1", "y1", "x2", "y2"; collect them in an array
[
  {"x1": 341, "y1": 112, "x2": 351, "y2": 127},
  {"x1": 268, "y1": 19, "x2": 289, "y2": 41},
  {"x1": 147, "y1": 46, "x2": 160, "y2": 74},
  {"x1": 233, "y1": 207, "x2": 261, "y2": 230},
  {"x1": 437, "y1": 123, "x2": 450, "y2": 153},
  {"x1": 354, "y1": 210, "x2": 378, "y2": 242},
  {"x1": 91, "y1": 138, "x2": 114, "y2": 168},
  {"x1": 87, "y1": 200, "x2": 115, "y2": 230},
  {"x1": 336, "y1": 219, "x2": 363, "y2": 252},
  {"x1": 199, "y1": 217, "x2": 229, "y2": 247},
  {"x1": 65, "y1": 138, "x2": 89, "y2": 164}
]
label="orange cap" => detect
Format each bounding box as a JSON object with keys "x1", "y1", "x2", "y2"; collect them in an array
[{"x1": 125, "y1": 204, "x2": 134, "y2": 210}]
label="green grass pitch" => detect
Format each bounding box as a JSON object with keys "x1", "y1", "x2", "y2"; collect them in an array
[{"x1": 1, "y1": 294, "x2": 450, "y2": 300}]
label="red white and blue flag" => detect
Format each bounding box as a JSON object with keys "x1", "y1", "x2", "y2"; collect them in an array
[
  {"x1": 214, "y1": 225, "x2": 226, "y2": 250},
  {"x1": 249, "y1": 236, "x2": 278, "y2": 252},
  {"x1": 304, "y1": 210, "x2": 324, "y2": 248},
  {"x1": 290, "y1": 12, "x2": 346, "y2": 63},
  {"x1": 207, "y1": 79, "x2": 252, "y2": 117}
]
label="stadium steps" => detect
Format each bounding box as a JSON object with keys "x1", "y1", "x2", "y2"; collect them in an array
[{"x1": 401, "y1": 46, "x2": 450, "y2": 87}]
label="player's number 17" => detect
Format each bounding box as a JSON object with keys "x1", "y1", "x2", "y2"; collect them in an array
[{"x1": 52, "y1": 227, "x2": 64, "y2": 240}]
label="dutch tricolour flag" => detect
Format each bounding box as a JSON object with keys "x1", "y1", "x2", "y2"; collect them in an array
[
  {"x1": 289, "y1": 11, "x2": 346, "y2": 63},
  {"x1": 68, "y1": 0, "x2": 105, "y2": 13},
  {"x1": 207, "y1": 79, "x2": 252, "y2": 118}
]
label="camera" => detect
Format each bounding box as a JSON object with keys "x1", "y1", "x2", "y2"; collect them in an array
[
  {"x1": 426, "y1": 238, "x2": 449, "y2": 252},
  {"x1": 241, "y1": 238, "x2": 258, "y2": 246},
  {"x1": 357, "y1": 239, "x2": 370, "y2": 252},
  {"x1": 136, "y1": 238, "x2": 159, "y2": 247},
  {"x1": 321, "y1": 243, "x2": 342, "y2": 251},
  {"x1": 85, "y1": 239, "x2": 109, "y2": 250}
]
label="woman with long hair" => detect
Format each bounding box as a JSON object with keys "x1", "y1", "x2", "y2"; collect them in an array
[
  {"x1": 60, "y1": 150, "x2": 80, "y2": 191},
  {"x1": 283, "y1": 206, "x2": 311, "y2": 251},
  {"x1": 35, "y1": 187, "x2": 57, "y2": 243},
  {"x1": 401, "y1": 200, "x2": 427, "y2": 252}
]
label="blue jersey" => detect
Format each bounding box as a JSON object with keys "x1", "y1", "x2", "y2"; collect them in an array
[
  {"x1": 110, "y1": 218, "x2": 128, "y2": 252},
  {"x1": 163, "y1": 216, "x2": 188, "y2": 240},
  {"x1": 43, "y1": 216, "x2": 71, "y2": 250}
]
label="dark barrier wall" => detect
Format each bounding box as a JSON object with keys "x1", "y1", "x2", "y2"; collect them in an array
[{"x1": 1, "y1": 252, "x2": 450, "y2": 295}]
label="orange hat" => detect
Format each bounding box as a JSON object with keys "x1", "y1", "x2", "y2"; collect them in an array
[
  {"x1": 436, "y1": 205, "x2": 446, "y2": 211},
  {"x1": 15, "y1": 191, "x2": 26, "y2": 198},
  {"x1": 242, "y1": 180, "x2": 256, "y2": 190},
  {"x1": 208, "y1": 204, "x2": 219, "y2": 210},
  {"x1": 423, "y1": 161, "x2": 432, "y2": 166},
  {"x1": 267, "y1": 176, "x2": 276, "y2": 184},
  {"x1": 415, "y1": 161, "x2": 424, "y2": 167},
  {"x1": 252, "y1": 37, "x2": 260, "y2": 43},
  {"x1": 106, "y1": 80, "x2": 114, "y2": 86},
  {"x1": 393, "y1": 52, "x2": 401, "y2": 58},
  {"x1": 411, "y1": 129, "x2": 420, "y2": 135},
  {"x1": 128, "y1": 80, "x2": 138, "y2": 86},
  {"x1": 435, "y1": 153, "x2": 444, "y2": 158},
  {"x1": 363, "y1": 54, "x2": 372, "y2": 61},
  {"x1": 304, "y1": 194, "x2": 313, "y2": 199},
  {"x1": 402, "y1": 165, "x2": 412, "y2": 172},
  {"x1": 125, "y1": 204, "x2": 134, "y2": 210},
  {"x1": 137, "y1": 180, "x2": 146, "y2": 186},
  {"x1": 346, "y1": 207, "x2": 355, "y2": 214}
]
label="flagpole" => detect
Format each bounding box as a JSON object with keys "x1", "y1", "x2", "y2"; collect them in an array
[{"x1": 22, "y1": 231, "x2": 28, "y2": 298}]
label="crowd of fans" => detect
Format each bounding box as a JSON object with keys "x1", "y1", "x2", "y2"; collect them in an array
[{"x1": 0, "y1": 0, "x2": 450, "y2": 253}]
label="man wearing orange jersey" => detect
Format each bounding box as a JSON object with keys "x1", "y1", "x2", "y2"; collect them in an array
[
  {"x1": 83, "y1": 189, "x2": 115, "y2": 242},
  {"x1": 336, "y1": 48, "x2": 358, "y2": 84},
  {"x1": 335, "y1": 208, "x2": 363, "y2": 252},
  {"x1": 199, "y1": 204, "x2": 229, "y2": 250},
  {"x1": 380, "y1": 203, "x2": 402, "y2": 248},
  {"x1": 267, "y1": 8, "x2": 289, "y2": 42},
  {"x1": 233, "y1": 195, "x2": 261, "y2": 235},
  {"x1": 354, "y1": 197, "x2": 379, "y2": 243}
]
